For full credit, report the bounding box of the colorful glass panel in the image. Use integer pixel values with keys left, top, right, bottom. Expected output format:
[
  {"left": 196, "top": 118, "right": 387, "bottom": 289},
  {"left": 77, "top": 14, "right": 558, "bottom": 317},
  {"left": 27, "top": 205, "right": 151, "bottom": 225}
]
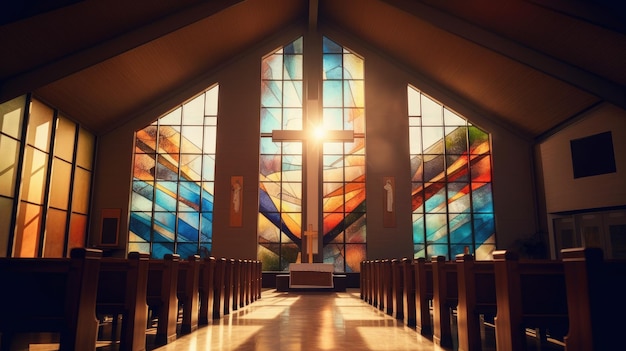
[
  {"left": 258, "top": 38, "right": 304, "bottom": 271},
  {"left": 408, "top": 86, "right": 495, "bottom": 259},
  {"left": 322, "top": 37, "right": 366, "bottom": 273},
  {"left": 129, "top": 85, "right": 219, "bottom": 258}
]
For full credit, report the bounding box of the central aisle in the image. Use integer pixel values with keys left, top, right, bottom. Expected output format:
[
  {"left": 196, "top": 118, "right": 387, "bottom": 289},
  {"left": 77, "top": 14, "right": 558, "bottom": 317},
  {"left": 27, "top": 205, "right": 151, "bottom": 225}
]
[{"left": 152, "top": 289, "right": 447, "bottom": 351}]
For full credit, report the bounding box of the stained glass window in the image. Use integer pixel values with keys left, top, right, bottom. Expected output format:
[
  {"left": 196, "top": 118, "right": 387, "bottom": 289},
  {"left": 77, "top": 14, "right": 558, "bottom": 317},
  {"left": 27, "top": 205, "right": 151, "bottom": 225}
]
[
  {"left": 0, "top": 96, "right": 94, "bottom": 258},
  {"left": 258, "top": 37, "right": 366, "bottom": 273},
  {"left": 258, "top": 38, "right": 304, "bottom": 271},
  {"left": 408, "top": 86, "right": 495, "bottom": 260},
  {"left": 322, "top": 37, "right": 366, "bottom": 272},
  {"left": 129, "top": 85, "right": 219, "bottom": 259}
]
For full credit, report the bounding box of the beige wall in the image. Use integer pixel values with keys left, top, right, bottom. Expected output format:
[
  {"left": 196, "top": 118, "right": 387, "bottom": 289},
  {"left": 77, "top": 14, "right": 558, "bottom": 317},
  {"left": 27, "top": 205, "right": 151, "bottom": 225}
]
[
  {"left": 539, "top": 103, "right": 626, "bottom": 213},
  {"left": 90, "top": 25, "right": 539, "bottom": 260}
]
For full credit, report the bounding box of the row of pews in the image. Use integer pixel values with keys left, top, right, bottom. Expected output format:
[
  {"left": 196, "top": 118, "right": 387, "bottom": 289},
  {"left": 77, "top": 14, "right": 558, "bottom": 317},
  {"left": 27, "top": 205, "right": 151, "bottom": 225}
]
[
  {"left": 0, "top": 249, "right": 262, "bottom": 351},
  {"left": 360, "top": 247, "right": 626, "bottom": 351}
]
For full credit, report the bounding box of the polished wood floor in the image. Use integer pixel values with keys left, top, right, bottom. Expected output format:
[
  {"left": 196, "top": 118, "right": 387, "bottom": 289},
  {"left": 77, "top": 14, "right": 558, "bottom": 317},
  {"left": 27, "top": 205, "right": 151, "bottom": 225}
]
[
  {"left": 150, "top": 289, "right": 455, "bottom": 351},
  {"left": 11, "top": 288, "right": 564, "bottom": 351}
]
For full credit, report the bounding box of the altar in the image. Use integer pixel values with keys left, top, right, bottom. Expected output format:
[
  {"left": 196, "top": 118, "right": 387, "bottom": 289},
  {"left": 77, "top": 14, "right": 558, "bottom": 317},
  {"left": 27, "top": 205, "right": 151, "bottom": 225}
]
[{"left": 289, "top": 263, "right": 334, "bottom": 289}]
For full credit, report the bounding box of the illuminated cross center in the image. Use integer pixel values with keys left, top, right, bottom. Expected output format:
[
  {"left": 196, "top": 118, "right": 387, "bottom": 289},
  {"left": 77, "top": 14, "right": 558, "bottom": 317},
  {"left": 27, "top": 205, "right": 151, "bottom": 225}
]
[{"left": 272, "top": 127, "right": 353, "bottom": 262}]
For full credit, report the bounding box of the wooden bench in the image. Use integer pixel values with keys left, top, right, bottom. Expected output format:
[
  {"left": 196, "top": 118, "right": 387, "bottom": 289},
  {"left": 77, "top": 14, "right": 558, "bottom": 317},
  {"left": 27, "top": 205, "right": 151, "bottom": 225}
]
[
  {"left": 212, "top": 258, "right": 227, "bottom": 319},
  {"left": 493, "top": 250, "right": 568, "bottom": 351},
  {"left": 391, "top": 259, "right": 404, "bottom": 320},
  {"left": 198, "top": 257, "right": 216, "bottom": 325},
  {"left": 402, "top": 258, "right": 416, "bottom": 327},
  {"left": 96, "top": 252, "right": 149, "bottom": 351},
  {"left": 147, "top": 254, "right": 180, "bottom": 345},
  {"left": 431, "top": 256, "right": 458, "bottom": 348},
  {"left": 413, "top": 257, "right": 433, "bottom": 335},
  {"left": 562, "top": 247, "right": 626, "bottom": 351},
  {"left": 455, "top": 253, "right": 496, "bottom": 351},
  {"left": 176, "top": 255, "right": 201, "bottom": 334},
  {"left": 0, "top": 248, "right": 102, "bottom": 351}
]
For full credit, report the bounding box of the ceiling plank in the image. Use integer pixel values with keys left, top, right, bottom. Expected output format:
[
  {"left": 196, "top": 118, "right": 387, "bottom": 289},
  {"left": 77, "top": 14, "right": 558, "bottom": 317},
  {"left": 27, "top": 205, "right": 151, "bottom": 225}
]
[
  {"left": 381, "top": 0, "right": 626, "bottom": 111},
  {"left": 0, "top": 0, "right": 244, "bottom": 103}
]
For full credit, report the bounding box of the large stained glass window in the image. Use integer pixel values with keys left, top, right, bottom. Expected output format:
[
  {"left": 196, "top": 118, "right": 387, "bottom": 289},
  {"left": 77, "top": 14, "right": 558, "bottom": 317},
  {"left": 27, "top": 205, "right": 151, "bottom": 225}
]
[
  {"left": 258, "top": 38, "right": 304, "bottom": 271},
  {"left": 322, "top": 37, "right": 366, "bottom": 272},
  {"left": 408, "top": 86, "right": 495, "bottom": 260},
  {"left": 0, "top": 95, "right": 94, "bottom": 258},
  {"left": 130, "top": 85, "right": 219, "bottom": 259},
  {"left": 257, "top": 36, "right": 366, "bottom": 273}
]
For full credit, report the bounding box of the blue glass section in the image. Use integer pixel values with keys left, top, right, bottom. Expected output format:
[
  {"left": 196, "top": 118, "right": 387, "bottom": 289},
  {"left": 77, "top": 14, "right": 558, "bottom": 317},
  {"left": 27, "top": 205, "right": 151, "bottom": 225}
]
[
  {"left": 284, "top": 55, "right": 302, "bottom": 80},
  {"left": 324, "top": 54, "right": 342, "bottom": 79},
  {"left": 474, "top": 213, "right": 495, "bottom": 244},
  {"left": 260, "top": 108, "right": 281, "bottom": 133},
  {"left": 323, "top": 81, "right": 343, "bottom": 107},
  {"left": 154, "top": 187, "right": 176, "bottom": 212},
  {"left": 261, "top": 80, "right": 282, "bottom": 107},
  {"left": 425, "top": 186, "right": 446, "bottom": 213},
  {"left": 177, "top": 243, "right": 199, "bottom": 259},
  {"left": 200, "top": 212, "right": 213, "bottom": 241},
  {"left": 449, "top": 213, "right": 473, "bottom": 244},
  {"left": 129, "top": 212, "right": 151, "bottom": 242},
  {"left": 284, "top": 37, "right": 303, "bottom": 54},
  {"left": 178, "top": 212, "right": 199, "bottom": 242},
  {"left": 472, "top": 183, "right": 494, "bottom": 212},
  {"left": 178, "top": 181, "right": 201, "bottom": 211},
  {"left": 323, "top": 37, "right": 342, "bottom": 53},
  {"left": 151, "top": 243, "right": 174, "bottom": 259},
  {"left": 412, "top": 214, "right": 425, "bottom": 244},
  {"left": 201, "top": 189, "right": 214, "bottom": 212}
]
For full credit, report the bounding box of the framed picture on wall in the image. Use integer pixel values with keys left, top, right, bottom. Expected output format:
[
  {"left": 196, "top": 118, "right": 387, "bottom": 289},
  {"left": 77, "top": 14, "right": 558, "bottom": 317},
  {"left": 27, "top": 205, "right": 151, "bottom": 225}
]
[{"left": 100, "top": 208, "right": 121, "bottom": 246}]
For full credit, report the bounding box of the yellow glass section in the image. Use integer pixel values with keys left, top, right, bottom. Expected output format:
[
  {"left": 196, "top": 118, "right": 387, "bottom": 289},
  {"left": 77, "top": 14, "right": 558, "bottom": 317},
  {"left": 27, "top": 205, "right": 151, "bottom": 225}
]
[
  {"left": 26, "top": 99, "right": 53, "bottom": 152},
  {"left": 76, "top": 127, "right": 95, "bottom": 170},
  {"left": 0, "top": 197, "right": 12, "bottom": 257},
  {"left": 49, "top": 158, "right": 72, "bottom": 210},
  {"left": 21, "top": 146, "right": 48, "bottom": 205},
  {"left": 14, "top": 202, "right": 42, "bottom": 257},
  {"left": 0, "top": 135, "right": 19, "bottom": 197},
  {"left": 43, "top": 208, "right": 67, "bottom": 257},
  {"left": 71, "top": 167, "right": 91, "bottom": 214},
  {"left": 54, "top": 116, "right": 76, "bottom": 162},
  {"left": 0, "top": 95, "right": 25, "bottom": 139}
]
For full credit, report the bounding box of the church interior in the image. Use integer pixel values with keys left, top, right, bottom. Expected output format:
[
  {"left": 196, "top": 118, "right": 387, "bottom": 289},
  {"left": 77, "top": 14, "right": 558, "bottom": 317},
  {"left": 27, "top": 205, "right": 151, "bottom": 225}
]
[{"left": 1, "top": 0, "right": 625, "bottom": 350}]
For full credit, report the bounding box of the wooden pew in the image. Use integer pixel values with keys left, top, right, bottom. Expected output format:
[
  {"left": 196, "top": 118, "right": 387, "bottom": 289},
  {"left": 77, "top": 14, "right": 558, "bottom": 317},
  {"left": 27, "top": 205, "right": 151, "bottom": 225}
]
[
  {"left": 455, "top": 253, "right": 496, "bottom": 351},
  {"left": 382, "top": 259, "right": 393, "bottom": 315},
  {"left": 0, "top": 248, "right": 102, "bottom": 351},
  {"left": 561, "top": 247, "right": 626, "bottom": 351},
  {"left": 176, "top": 255, "right": 201, "bottom": 334},
  {"left": 147, "top": 254, "right": 180, "bottom": 345},
  {"left": 431, "top": 256, "right": 458, "bottom": 348},
  {"left": 402, "top": 258, "right": 416, "bottom": 327},
  {"left": 372, "top": 260, "right": 381, "bottom": 308},
  {"left": 212, "top": 258, "right": 227, "bottom": 319},
  {"left": 231, "top": 259, "right": 240, "bottom": 311},
  {"left": 241, "top": 259, "right": 249, "bottom": 307},
  {"left": 256, "top": 260, "right": 262, "bottom": 300},
  {"left": 391, "top": 259, "right": 404, "bottom": 320},
  {"left": 198, "top": 257, "right": 216, "bottom": 325},
  {"left": 96, "top": 252, "right": 149, "bottom": 351},
  {"left": 493, "top": 250, "right": 568, "bottom": 351},
  {"left": 413, "top": 257, "right": 433, "bottom": 335},
  {"left": 223, "top": 258, "right": 233, "bottom": 315}
]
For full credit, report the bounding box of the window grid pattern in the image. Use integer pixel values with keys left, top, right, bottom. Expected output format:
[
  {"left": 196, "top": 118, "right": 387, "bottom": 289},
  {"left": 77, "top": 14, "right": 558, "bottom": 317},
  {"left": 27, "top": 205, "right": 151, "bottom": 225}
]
[
  {"left": 129, "top": 86, "right": 219, "bottom": 259},
  {"left": 322, "top": 37, "right": 366, "bottom": 272},
  {"left": 0, "top": 95, "right": 94, "bottom": 258},
  {"left": 408, "top": 86, "right": 495, "bottom": 260},
  {"left": 258, "top": 38, "right": 304, "bottom": 271}
]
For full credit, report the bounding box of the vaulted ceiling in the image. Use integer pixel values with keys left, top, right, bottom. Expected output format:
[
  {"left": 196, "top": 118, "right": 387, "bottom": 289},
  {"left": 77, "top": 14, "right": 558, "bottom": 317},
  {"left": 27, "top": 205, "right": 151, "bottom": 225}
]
[{"left": 1, "top": 0, "right": 624, "bottom": 139}]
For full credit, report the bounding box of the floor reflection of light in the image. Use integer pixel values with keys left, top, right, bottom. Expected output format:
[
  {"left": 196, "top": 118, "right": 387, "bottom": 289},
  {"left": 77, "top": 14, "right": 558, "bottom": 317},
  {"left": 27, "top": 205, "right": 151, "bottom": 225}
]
[
  {"left": 319, "top": 306, "right": 336, "bottom": 350},
  {"left": 153, "top": 326, "right": 263, "bottom": 351},
  {"left": 336, "top": 306, "right": 387, "bottom": 320},
  {"left": 239, "top": 306, "right": 289, "bottom": 320},
  {"left": 357, "top": 326, "right": 436, "bottom": 351}
]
